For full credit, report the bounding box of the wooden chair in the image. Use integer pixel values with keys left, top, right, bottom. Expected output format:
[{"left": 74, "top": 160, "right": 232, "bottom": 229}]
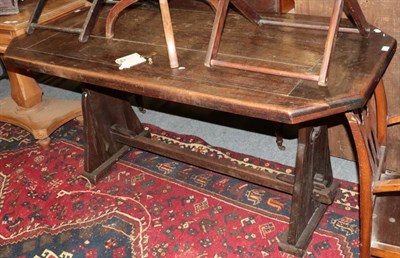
[
  {"left": 26, "top": 0, "right": 103, "bottom": 43},
  {"left": 205, "top": 0, "right": 370, "bottom": 86},
  {"left": 26, "top": 0, "right": 180, "bottom": 68},
  {"left": 346, "top": 80, "right": 400, "bottom": 258},
  {"left": 105, "top": 0, "right": 180, "bottom": 68},
  {"left": 103, "top": 0, "right": 266, "bottom": 69}
]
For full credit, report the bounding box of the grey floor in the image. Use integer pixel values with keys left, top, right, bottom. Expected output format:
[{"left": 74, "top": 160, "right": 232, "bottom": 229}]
[{"left": 0, "top": 71, "right": 359, "bottom": 183}]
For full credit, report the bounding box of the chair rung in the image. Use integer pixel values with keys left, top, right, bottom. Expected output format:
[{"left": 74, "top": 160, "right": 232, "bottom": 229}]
[
  {"left": 31, "top": 24, "right": 83, "bottom": 34},
  {"left": 371, "top": 241, "right": 400, "bottom": 257},
  {"left": 259, "top": 19, "right": 360, "bottom": 33},
  {"left": 373, "top": 179, "right": 400, "bottom": 193},
  {"left": 388, "top": 116, "right": 400, "bottom": 126}
]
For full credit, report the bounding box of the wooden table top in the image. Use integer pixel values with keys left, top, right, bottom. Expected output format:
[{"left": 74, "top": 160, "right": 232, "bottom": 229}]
[{"left": 4, "top": 5, "right": 397, "bottom": 124}]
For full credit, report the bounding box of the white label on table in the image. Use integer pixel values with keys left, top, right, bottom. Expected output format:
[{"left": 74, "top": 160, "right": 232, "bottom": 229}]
[{"left": 115, "top": 53, "right": 147, "bottom": 70}]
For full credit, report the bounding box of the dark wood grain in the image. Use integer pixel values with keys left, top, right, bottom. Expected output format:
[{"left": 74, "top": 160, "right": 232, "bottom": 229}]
[
  {"left": 82, "top": 87, "right": 148, "bottom": 183},
  {"left": 4, "top": 4, "right": 397, "bottom": 257},
  {"left": 296, "top": 0, "right": 400, "bottom": 180},
  {"left": 4, "top": 6, "right": 396, "bottom": 124},
  {"left": 346, "top": 81, "right": 400, "bottom": 257},
  {"left": 81, "top": 86, "right": 337, "bottom": 257},
  {"left": 279, "top": 125, "right": 338, "bottom": 256}
]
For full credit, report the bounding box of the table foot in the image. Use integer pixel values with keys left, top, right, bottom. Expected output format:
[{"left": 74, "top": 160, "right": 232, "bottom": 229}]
[
  {"left": 37, "top": 137, "right": 51, "bottom": 149},
  {"left": 82, "top": 145, "right": 131, "bottom": 183},
  {"left": 278, "top": 125, "right": 338, "bottom": 256},
  {"left": 82, "top": 87, "right": 147, "bottom": 183},
  {"left": 279, "top": 203, "right": 329, "bottom": 257},
  {"left": 0, "top": 96, "right": 82, "bottom": 146}
]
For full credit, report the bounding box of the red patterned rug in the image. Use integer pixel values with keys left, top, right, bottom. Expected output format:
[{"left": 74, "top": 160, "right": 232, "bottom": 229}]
[{"left": 0, "top": 121, "right": 360, "bottom": 257}]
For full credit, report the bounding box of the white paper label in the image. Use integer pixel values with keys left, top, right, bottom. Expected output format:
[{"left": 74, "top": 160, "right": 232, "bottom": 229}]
[{"left": 115, "top": 53, "right": 147, "bottom": 70}]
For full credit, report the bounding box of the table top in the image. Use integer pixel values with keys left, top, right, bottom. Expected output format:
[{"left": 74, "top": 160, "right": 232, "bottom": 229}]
[
  {"left": 0, "top": 0, "right": 87, "bottom": 53},
  {"left": 4, "top": 5, "right": 397, "bottom": 124}
]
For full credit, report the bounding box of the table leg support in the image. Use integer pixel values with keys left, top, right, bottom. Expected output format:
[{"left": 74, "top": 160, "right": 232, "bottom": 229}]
[
  {"left": 81, "top": 88, "right": 337, "bottom": 256},
  {"left": 0, "top": 67, "right": 82, "bottom": 149},
  {"left": 279, "top": 125, "right": 338, "bottom": 256},
  {"left": 81, "top": 87, "right": 148, "bottom": 183}
]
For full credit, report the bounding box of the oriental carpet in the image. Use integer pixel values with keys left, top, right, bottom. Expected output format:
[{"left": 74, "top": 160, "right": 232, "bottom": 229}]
[{"left": 0, "top": 120, "right": 360, "bottom": 257}]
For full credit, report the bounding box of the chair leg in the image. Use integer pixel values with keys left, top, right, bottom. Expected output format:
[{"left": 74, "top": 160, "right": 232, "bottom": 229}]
[
  {"left": 26, "top": 0, "right": 102, "bottom": 42},
  {"left": 346, "top": 111, "right": 373, "bottom": 258},
  {"left": 79, "top": 0, "right": 104, "bottom": 42},
  {"left": 231, "top": 0, "right": 261, "bottom": 24},
  {"left": 159, "top": 0, "right": 179, "bottom": 68},
  {"left": 105, "top": 0, "right": 179, "bottom": 68},
  {"left": 204, "top": 0, "right": 230, "bottom": 66},
  {"left": 358, "top": 162, "right": 373, "bottom": 258},
  {"left": 26, "top": 0, "right": 47, "bottom": 35},
  {"left": 318, "top": 0, "right": 344, "bottom": 86},
  {"left": 344, "top": 0, "right": 370, "bottom": 37}
]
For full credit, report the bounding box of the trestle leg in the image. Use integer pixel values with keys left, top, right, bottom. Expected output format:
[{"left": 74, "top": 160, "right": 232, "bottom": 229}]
[
  {"left": 279, "top": 125, "right": 338, "bottom": 256},
  {"left": 81, "top": 87, "right": 148, "bottom": 183},
  {"left": 81, "top": 88, "right": 337, "bottom": 256}
]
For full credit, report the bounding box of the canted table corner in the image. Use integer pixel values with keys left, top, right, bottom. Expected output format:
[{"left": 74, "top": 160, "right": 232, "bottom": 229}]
[{"left": 0, "top": 0, "right": 87, "bottom": 148}]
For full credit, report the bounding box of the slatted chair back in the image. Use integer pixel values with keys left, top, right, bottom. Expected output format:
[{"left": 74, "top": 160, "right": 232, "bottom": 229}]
[{"left": 346, "top": 81, "right": 400, "bottom": 258}]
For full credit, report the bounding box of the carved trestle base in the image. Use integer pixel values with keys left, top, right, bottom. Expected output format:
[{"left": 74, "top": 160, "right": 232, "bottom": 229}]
[{"left": 81, "top": 87, "right": 338, "bottom": 257}]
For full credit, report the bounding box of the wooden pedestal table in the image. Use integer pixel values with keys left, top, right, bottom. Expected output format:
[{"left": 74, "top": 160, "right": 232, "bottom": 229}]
[
  {"left": 0, "top": 68, "right": 82, "bottom": 148},
  {"left": 4, "top": 6, "right": 396, "bottom": 256},
  {"left": 0, "top": 0, "right": 86, "bottom": 148}
]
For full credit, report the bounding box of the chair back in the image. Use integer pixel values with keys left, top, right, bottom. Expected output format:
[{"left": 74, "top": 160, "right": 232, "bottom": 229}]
[{"left": 346, "top": 81, "right": 400, "bottom": 257}]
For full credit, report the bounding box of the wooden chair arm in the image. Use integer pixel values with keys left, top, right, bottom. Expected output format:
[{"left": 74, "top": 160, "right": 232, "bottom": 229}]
[{"left": 373, "top": 179, "right": 400, "bottom": 193}]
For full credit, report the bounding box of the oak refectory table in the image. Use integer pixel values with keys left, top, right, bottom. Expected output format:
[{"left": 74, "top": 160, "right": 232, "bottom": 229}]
[{"left": 4, "top": 4, "right": 396, "bottom": 257}]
